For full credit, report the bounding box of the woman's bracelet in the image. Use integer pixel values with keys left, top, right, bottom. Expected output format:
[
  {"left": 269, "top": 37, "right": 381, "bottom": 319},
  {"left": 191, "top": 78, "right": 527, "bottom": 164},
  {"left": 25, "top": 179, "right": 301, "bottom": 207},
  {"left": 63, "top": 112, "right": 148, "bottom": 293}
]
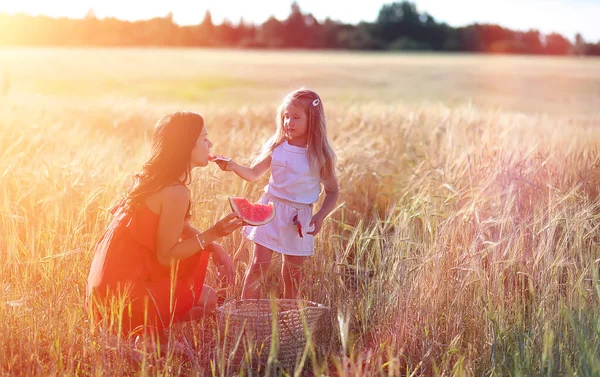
[{"left": 195, "top": 233, "right": 207, "bottom": 250}]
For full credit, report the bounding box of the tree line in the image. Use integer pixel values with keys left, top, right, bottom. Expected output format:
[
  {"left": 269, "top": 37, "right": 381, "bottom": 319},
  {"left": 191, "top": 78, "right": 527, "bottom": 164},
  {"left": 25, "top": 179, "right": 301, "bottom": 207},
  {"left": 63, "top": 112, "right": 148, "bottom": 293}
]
[{"left": 1, "top": 1, "right": 598, "bottom": 56}]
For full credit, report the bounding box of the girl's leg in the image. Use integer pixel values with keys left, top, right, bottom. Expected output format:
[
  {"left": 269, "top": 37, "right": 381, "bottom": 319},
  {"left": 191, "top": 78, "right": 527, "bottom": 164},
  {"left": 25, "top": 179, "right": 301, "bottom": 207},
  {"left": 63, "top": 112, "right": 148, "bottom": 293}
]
[
  {"left": 282, "top": 255, "right": 306, "bottom": 299},
  {"left": 241, "top": 243, "right": 273, "bottom": 299}
]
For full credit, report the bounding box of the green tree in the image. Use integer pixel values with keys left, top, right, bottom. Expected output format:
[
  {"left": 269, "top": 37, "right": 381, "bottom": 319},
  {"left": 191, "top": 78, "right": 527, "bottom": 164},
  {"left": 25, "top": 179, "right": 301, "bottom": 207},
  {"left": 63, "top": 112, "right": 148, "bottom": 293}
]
[
  {"left": 375, "top": 1, "right": 423, "bottom": 43},
  {"left": 258, "top": 16, "right": 286, "bottom": 48},
  {"left": 544, "top": 33, "right": 572, "bottom": 55},
  {"left": 573, "top": 33, "right": 586, "bottom": 55}
]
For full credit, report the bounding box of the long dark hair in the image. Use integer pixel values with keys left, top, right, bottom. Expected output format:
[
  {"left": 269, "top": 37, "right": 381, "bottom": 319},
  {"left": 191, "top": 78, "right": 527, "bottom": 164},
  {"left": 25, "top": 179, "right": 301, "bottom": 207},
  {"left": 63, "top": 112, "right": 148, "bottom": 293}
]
[{"left": 121, "top": 111, "right": 204, "bottom": 214}]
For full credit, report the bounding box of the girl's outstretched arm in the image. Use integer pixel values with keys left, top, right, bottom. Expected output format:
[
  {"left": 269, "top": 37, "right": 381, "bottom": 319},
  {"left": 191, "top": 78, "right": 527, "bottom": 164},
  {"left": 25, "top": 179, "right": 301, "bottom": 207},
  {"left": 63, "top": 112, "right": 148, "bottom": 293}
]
[
  {"left": 307, "top": 171, "right": 339, "bottom": 236},
  {"left": 228, "top": 155, "right": 271, "bottom": 182}
]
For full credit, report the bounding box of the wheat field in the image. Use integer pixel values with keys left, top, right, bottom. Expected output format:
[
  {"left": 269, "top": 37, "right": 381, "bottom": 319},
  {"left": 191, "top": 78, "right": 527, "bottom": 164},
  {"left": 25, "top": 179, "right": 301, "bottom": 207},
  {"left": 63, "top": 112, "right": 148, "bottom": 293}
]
[{"left": 2, "top": 48, "right": 600, "bottom": 376}]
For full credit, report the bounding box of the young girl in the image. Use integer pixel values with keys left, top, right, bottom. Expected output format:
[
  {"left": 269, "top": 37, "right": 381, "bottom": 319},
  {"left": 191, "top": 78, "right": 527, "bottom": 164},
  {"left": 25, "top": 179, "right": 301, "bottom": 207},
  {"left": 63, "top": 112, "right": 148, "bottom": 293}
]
[{"left": 214, "top": 88, "right": 339, "bottom": 299}]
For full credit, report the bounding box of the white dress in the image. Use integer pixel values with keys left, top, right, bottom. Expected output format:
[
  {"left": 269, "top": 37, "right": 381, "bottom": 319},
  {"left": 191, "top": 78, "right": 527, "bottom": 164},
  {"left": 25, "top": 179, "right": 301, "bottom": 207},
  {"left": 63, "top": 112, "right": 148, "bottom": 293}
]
[{"left": 242, "top": 141, "right": 321, "bottom": 256}]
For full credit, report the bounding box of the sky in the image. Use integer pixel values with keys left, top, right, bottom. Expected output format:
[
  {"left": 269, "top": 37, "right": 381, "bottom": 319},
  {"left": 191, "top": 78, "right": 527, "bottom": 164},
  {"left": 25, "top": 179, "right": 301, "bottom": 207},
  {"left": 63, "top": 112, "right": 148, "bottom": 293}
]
[{"left": 1, "top": 0, "right": 599, "bottom": 42}]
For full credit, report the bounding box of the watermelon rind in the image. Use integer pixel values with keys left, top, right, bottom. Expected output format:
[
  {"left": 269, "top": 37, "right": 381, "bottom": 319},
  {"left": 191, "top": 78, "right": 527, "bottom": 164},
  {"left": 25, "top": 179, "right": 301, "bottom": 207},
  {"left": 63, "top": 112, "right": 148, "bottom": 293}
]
[{"left": 229, "top": 197, "right": 275, "bottom": 226}]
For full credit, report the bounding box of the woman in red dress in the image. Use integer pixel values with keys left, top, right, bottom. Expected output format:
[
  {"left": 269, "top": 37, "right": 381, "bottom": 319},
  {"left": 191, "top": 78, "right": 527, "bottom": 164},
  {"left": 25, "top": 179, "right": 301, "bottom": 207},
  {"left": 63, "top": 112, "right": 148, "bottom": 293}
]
[{"left": 86, "top": 111, "right": 244, "bottom": 339}]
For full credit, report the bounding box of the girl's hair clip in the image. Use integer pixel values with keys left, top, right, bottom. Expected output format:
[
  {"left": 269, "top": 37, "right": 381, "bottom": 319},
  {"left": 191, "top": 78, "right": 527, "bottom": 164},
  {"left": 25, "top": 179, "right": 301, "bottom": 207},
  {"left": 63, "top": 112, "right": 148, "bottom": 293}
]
[{"left": 312, "top": 98, "right": 320, "bottom": 107}]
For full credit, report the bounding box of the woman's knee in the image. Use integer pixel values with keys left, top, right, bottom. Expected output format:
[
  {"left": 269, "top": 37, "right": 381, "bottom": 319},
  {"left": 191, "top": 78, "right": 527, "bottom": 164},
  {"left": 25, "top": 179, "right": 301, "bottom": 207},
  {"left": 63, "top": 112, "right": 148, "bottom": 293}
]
[
  {"left": 205, "top": 241, "right": 224, "bottom": 254},
  {"left": 196, "top": 285, "right": 217, "bottom": 309}
]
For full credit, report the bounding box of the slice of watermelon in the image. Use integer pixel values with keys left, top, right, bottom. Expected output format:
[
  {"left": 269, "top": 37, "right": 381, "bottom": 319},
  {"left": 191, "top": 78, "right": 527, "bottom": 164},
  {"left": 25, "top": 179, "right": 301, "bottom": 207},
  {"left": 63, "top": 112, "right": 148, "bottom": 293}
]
[{"left": 229, "top": 197, "right": 275, "bottom": 226}]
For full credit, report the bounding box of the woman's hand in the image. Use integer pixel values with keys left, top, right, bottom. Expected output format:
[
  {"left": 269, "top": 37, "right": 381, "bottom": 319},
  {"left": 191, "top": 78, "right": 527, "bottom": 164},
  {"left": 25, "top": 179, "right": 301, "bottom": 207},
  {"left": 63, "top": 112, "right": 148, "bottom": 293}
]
[{"left": 210, "top": 212, "right": 245, "bottom": 238}]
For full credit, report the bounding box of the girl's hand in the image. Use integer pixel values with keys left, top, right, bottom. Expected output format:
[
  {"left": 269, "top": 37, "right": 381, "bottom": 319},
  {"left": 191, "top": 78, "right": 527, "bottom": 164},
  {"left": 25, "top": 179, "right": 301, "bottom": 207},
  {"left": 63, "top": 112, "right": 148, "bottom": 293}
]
[
  {"left": 209, "top": 154, "right": 233, "bottom": 171},
  {"left": 211, "top": 213, "right": 245, "bottom": 238},
  {"left": 307, "top": 212, "right": 325, "bottom": 236},
  {"left": 216, "top": 159, "right": 234, "bottom": 171}
]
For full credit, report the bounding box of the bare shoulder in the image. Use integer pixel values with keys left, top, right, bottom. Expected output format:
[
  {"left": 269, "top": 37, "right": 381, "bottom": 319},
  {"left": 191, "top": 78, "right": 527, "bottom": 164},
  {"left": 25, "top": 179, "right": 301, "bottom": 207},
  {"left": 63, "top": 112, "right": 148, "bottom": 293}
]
[
  {"left": 257, "top": 151, "right": 273, "bottom": 163},
  {"left": 251, "top": 153, "right": 272, "bottom": 169},
  {"left": 145, "top": 184, "right": 189, "bottom": 213},
  {"left": 159, "top": 184, "right": 190, "bottom": 206}
]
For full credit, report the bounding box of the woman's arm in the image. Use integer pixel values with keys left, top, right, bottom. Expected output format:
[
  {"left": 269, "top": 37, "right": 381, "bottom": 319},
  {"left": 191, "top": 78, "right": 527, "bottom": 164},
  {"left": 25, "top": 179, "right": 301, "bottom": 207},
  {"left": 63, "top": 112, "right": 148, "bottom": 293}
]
[
  {"left": 224, "top": 155, "right": 271, "bottom": 182},
  {"left": 182, "top": 222, "right": 235, "bottom": 283},
  {"left": 155, "top": 186, "right": 243, "bottom": 266},
  {"left": 307, "top": 171, "right": 339, "bottom": 236}
]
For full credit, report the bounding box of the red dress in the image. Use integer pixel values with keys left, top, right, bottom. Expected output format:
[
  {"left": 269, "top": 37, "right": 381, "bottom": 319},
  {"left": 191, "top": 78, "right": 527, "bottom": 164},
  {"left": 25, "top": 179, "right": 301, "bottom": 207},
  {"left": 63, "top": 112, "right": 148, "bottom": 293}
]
[{"left": 86, "top": 203, "right": 210, "bottom": 336}]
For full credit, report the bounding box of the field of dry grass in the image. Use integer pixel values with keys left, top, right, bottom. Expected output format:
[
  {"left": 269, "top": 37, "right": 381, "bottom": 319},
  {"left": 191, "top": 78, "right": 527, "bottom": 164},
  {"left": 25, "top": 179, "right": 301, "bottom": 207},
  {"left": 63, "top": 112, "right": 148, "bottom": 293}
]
[{"left": 1, "top": 48, "right": 600, "bottom": 376}]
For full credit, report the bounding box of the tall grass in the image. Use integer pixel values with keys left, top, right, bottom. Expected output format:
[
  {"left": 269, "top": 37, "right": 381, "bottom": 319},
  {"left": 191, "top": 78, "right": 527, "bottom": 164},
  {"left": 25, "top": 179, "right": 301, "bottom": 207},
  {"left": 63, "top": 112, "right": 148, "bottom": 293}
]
[{"left": 2, "top": 51, "right": 600, "bottom": 376}]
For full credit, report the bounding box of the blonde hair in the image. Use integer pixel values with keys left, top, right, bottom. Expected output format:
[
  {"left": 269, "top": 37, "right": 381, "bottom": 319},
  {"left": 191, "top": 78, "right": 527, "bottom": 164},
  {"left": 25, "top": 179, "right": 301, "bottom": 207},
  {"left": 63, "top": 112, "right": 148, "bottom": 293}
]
[{"left": 253, "top": 88, "right": 336, "bottom": 180}]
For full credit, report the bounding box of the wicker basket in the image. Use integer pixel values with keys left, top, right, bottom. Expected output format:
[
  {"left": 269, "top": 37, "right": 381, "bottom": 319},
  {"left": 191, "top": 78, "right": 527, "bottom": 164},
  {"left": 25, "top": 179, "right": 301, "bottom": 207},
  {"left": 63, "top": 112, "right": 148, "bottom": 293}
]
[{"left": 216, "top": 299, "right": 329, "bottom": 371}]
